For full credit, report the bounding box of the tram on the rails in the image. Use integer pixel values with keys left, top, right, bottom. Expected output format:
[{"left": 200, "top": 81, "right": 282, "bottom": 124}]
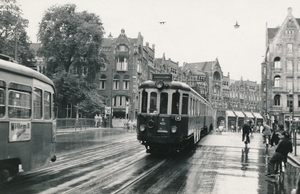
[
  {"left": 0, "top": 56, "right": 57, "bottom": 182},
  {"left": 136, "top": 74, "right": 215, "bottom": 153}
]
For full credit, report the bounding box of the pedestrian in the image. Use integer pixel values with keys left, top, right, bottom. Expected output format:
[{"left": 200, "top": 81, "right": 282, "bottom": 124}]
[
  {"left": 231, "top": 125, "right": 234, "bottom": 132},
  {"left": 99, "top": 115, "right": 103, "bottom": 127},
  {"left": 94, "top": 114, "right": 99, "bottom": 127},
  {"left": 270, "top": 124, "right": 285, "bottom": 146},
  {"left": 262, "top": 122, "right": 271, "bottom": 143},
  {"left": 260, "top": 124, "right": 264, "bottom": 133}
]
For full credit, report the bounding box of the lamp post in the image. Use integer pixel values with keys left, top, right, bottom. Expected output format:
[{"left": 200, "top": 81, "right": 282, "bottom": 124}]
[{"left": 292, "top": 62, "right": 297, "bottom": 156}]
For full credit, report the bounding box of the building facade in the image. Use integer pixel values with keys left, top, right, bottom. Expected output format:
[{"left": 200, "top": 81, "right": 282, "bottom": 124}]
[
  {"left": 97, "top": 29, "right": 155, "bottom": 119},
  {"left": 262, "top": 7, "right": 300, "bottom": 126}
]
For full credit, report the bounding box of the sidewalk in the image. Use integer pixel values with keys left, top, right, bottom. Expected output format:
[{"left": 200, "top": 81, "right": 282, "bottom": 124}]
[
  {"left": 287, "top": 136, "right": 300, "bottom": 166},
  {"left": 213, "top": 130, "right": 300, "bottom": 166}
]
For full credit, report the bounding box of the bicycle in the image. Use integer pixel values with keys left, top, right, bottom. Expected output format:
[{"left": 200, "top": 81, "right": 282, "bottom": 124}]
[{"left": 267, "top": 158, "right": 286, "bottom": 185}]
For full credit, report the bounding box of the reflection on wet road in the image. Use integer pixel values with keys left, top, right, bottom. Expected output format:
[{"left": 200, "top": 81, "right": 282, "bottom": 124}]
[{"left": 0, "top": 129, "right": 299, "bottom": 194}]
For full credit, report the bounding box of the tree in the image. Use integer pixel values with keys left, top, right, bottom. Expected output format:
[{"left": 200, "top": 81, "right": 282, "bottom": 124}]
[
  {"left": 38, "top": 4, "right": 107, "bottom": 117},
  {"left": 38, "top": 4, "right": 106, "bottom": 81},
  {"left": 0, "top": 0, "right": 35, "bottom": 65}
]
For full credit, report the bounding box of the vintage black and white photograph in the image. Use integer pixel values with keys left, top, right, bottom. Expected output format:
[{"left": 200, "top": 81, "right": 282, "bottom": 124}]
[{"left": 1, "top": 0, "right": 300, "bottom": 193}]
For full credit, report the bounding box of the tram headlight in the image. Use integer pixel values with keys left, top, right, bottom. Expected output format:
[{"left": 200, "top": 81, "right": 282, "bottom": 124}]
[
  {"left": 155, "top": 80, "right": 164, "bottom": 89},
  {"left": 140, "top": 124, "right": 146, "bottom": 132},
  {"left": 171, "top": 126, "right": 177, "bottom": 133}
]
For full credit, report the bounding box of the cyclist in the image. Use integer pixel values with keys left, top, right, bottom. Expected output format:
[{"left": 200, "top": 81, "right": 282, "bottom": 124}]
[
  {"left": 262, "top": 122, "right": 272, "bottom": 144},
  {"left": 242, "top": 120, "right": 251, "bottom": 144},
  {"left": 266, "top": 131, "right": 293, "bottom": 178}
]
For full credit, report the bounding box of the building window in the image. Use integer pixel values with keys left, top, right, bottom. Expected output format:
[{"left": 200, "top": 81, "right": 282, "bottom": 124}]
[
  {"left": 274, "top": 57, "right": 281, "bottom": 69},
  {"left": 274, "top": 95, "right": 280, "bottom": 106},
  {"left": 274, "top": 76, "right": 280, "bottom": 87},
  {"left": 287, "top": 43, "right": 293, "bottom": 52},
  {"left": 113, "top": 75, "right": 120, "bottom": 90},
  {"left": 116, "top": 57, "right": 128, "bottom": 71},
  {"left": 99, "top": 75, "right": 106, "bottom": 90},
  {"left": 287, "top": 60, "right": 293, "bottom": 71},
  {"left": 287, "top": 79, "right": 292, "bottom": 90},
  {"left": 298, "top": 79, "right": 300, "bottom": 91},
  {"left": 123, "top": 75, "right": 130, "bottom": 90},
  {"left": 66, "top": 103, "right": 72, "bottom": 118}
]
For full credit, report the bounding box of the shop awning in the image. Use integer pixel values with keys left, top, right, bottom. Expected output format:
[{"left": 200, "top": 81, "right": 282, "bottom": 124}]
[
  {"left": 252, "top": 112, "right": 263, "bottom": 119},
  {"left": 234, "top": 111, "right": 244, "bottom": 118},
  {"left": 244, "top": 111, "right": 254, "bottom": 119},
  {"left": 226, "top": 110, "right": 236, "bottom": 117}
]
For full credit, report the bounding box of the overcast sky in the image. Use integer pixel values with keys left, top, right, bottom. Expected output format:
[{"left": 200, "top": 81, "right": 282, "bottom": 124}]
[{"left": 19, "top": 0, "right": 300, "bottom": 82}]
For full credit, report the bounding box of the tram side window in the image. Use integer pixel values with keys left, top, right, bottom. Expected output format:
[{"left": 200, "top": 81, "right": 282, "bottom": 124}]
[
  {"left": 33, "top": 88, "right": 42, "bottom": 119},
  {"left": 182, "top": 94, "right": 189, "bottom": 115},
  {"left": 53, "top": 93, "right": 57, "bottom": 119},
  {"left": 171, "top": 91, "right": 179, "bottom": 114},
  {"left": 150, "top": 92, "right": 157, "bottom": 113},
  {"left": 8, "top": 90, "right": 31, "bottom": 119},
  {"left": 0, "top": 89, "right": 5, "bottom": 118},
  {"left": 160, "top": 92, "right": 168, "bottom": 114},
  {"left": 44, "top": 91, "right": 51, "bottom": 119},
  {"left": 141, "top": 90, "right": 148, "bottom": 113}
]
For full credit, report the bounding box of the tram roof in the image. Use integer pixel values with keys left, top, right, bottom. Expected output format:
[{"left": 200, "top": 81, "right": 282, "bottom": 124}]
[
  {"left": 139, "top": 80, "right": 192, "bottom": 91},
  {"left": 0, "top": 59, "right": 55, "bottom": 87}
]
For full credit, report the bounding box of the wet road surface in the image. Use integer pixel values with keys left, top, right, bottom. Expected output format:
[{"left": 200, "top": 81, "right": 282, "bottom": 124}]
[{"left": 0, "top": 128, "right": 299, "bottom": 194}]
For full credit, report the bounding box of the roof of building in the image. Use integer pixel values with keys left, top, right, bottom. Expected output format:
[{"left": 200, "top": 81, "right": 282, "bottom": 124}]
[
  {"left": 183, "top": 61, "right": 216, "bottom": 72},
  {"left": 267, "top": 28, "right": 279, "bottom": 40}
]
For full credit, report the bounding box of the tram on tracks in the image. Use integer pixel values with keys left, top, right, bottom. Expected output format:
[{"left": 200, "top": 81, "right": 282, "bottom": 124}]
[
  {"left": 136, "top": 74, "right": 215, "bottom": 153},
  {"left": 0, "top": 57, "right": 57, "bottom": 182}
]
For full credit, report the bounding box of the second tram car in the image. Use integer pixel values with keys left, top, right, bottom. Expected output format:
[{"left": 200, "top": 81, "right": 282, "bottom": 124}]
[
  {"left": 0, "top": 58, "right": 57, "bottom": 182},
  {"left": 137, "top": 74, "right": 215, "bottom": 153}
]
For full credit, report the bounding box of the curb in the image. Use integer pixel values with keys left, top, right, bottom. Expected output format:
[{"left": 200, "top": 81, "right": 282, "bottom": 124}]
[{"left": 288, "top": 155, "right": 300, "bottom": 166}]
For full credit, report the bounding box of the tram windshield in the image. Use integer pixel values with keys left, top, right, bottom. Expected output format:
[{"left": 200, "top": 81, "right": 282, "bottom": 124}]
[{"left": 140, "top": 90, "right": 188, "bottom": 115}]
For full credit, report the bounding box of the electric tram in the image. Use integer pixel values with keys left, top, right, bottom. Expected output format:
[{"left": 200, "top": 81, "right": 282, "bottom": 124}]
[
  {"left": 136, "top": 74, "right": 215, "bottom": 153},
  {"left": 0, "top": 57, "right": 57, "bottom": 182}
]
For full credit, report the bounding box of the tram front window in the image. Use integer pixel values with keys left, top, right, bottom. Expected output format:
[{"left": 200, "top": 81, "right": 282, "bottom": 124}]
[
  {"left": 149, "top": 92, "right": 157, "bottom": 113},
  {"left": 172, "top": 91, "right": 179, "bottom": 114},
  {"left": 141, "top": 90, "right": 148, "bottom": 113},
  {"left": 160, "top": 93, "right": 168, "bottom": 114}
]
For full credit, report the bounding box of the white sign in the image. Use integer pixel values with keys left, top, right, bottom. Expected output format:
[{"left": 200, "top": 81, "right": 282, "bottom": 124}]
[
  {"left": 105, "top": 107, "right": 111, "bottom": 114},
  {"left": 9, "top": 121, "right": 31, "bottom": 142}
]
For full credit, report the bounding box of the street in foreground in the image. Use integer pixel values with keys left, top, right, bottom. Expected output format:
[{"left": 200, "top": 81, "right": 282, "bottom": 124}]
[{"left": 0, "top": 128, "right": 299, "bottom": 194}]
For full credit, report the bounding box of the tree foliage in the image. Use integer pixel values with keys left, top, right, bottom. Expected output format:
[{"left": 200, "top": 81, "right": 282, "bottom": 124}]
[
  {"left": 38, "top": 3, "right": 106, "bottom": 82},
  {"left": 0, "top": 0, "right": 35, "bottom": 65},
  {"left": 38, "top": 4, "right": 107, "bottom": 117}
]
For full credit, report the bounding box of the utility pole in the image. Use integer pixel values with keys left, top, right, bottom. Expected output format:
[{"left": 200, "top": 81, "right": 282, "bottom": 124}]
[{"left": 293, "top": 62, "right": 297, "bottom": 156}]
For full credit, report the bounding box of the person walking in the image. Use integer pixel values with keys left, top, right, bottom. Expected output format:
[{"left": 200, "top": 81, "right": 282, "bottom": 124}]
[
  {"left": 262, "top": 122, "right": 272, "bottom": 144},
  {"left": 94, "top": 114, "right": 99, "bottom": 127}
]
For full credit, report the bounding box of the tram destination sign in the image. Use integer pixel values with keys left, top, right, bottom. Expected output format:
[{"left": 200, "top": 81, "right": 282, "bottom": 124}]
[{"left": 152, "top": 74, "right": 172, "bottom": 81}]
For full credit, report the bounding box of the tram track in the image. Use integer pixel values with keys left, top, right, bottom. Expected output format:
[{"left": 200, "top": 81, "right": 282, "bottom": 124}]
[{"left": 0, "top": 137, "right": 144, "bottom": 193}]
